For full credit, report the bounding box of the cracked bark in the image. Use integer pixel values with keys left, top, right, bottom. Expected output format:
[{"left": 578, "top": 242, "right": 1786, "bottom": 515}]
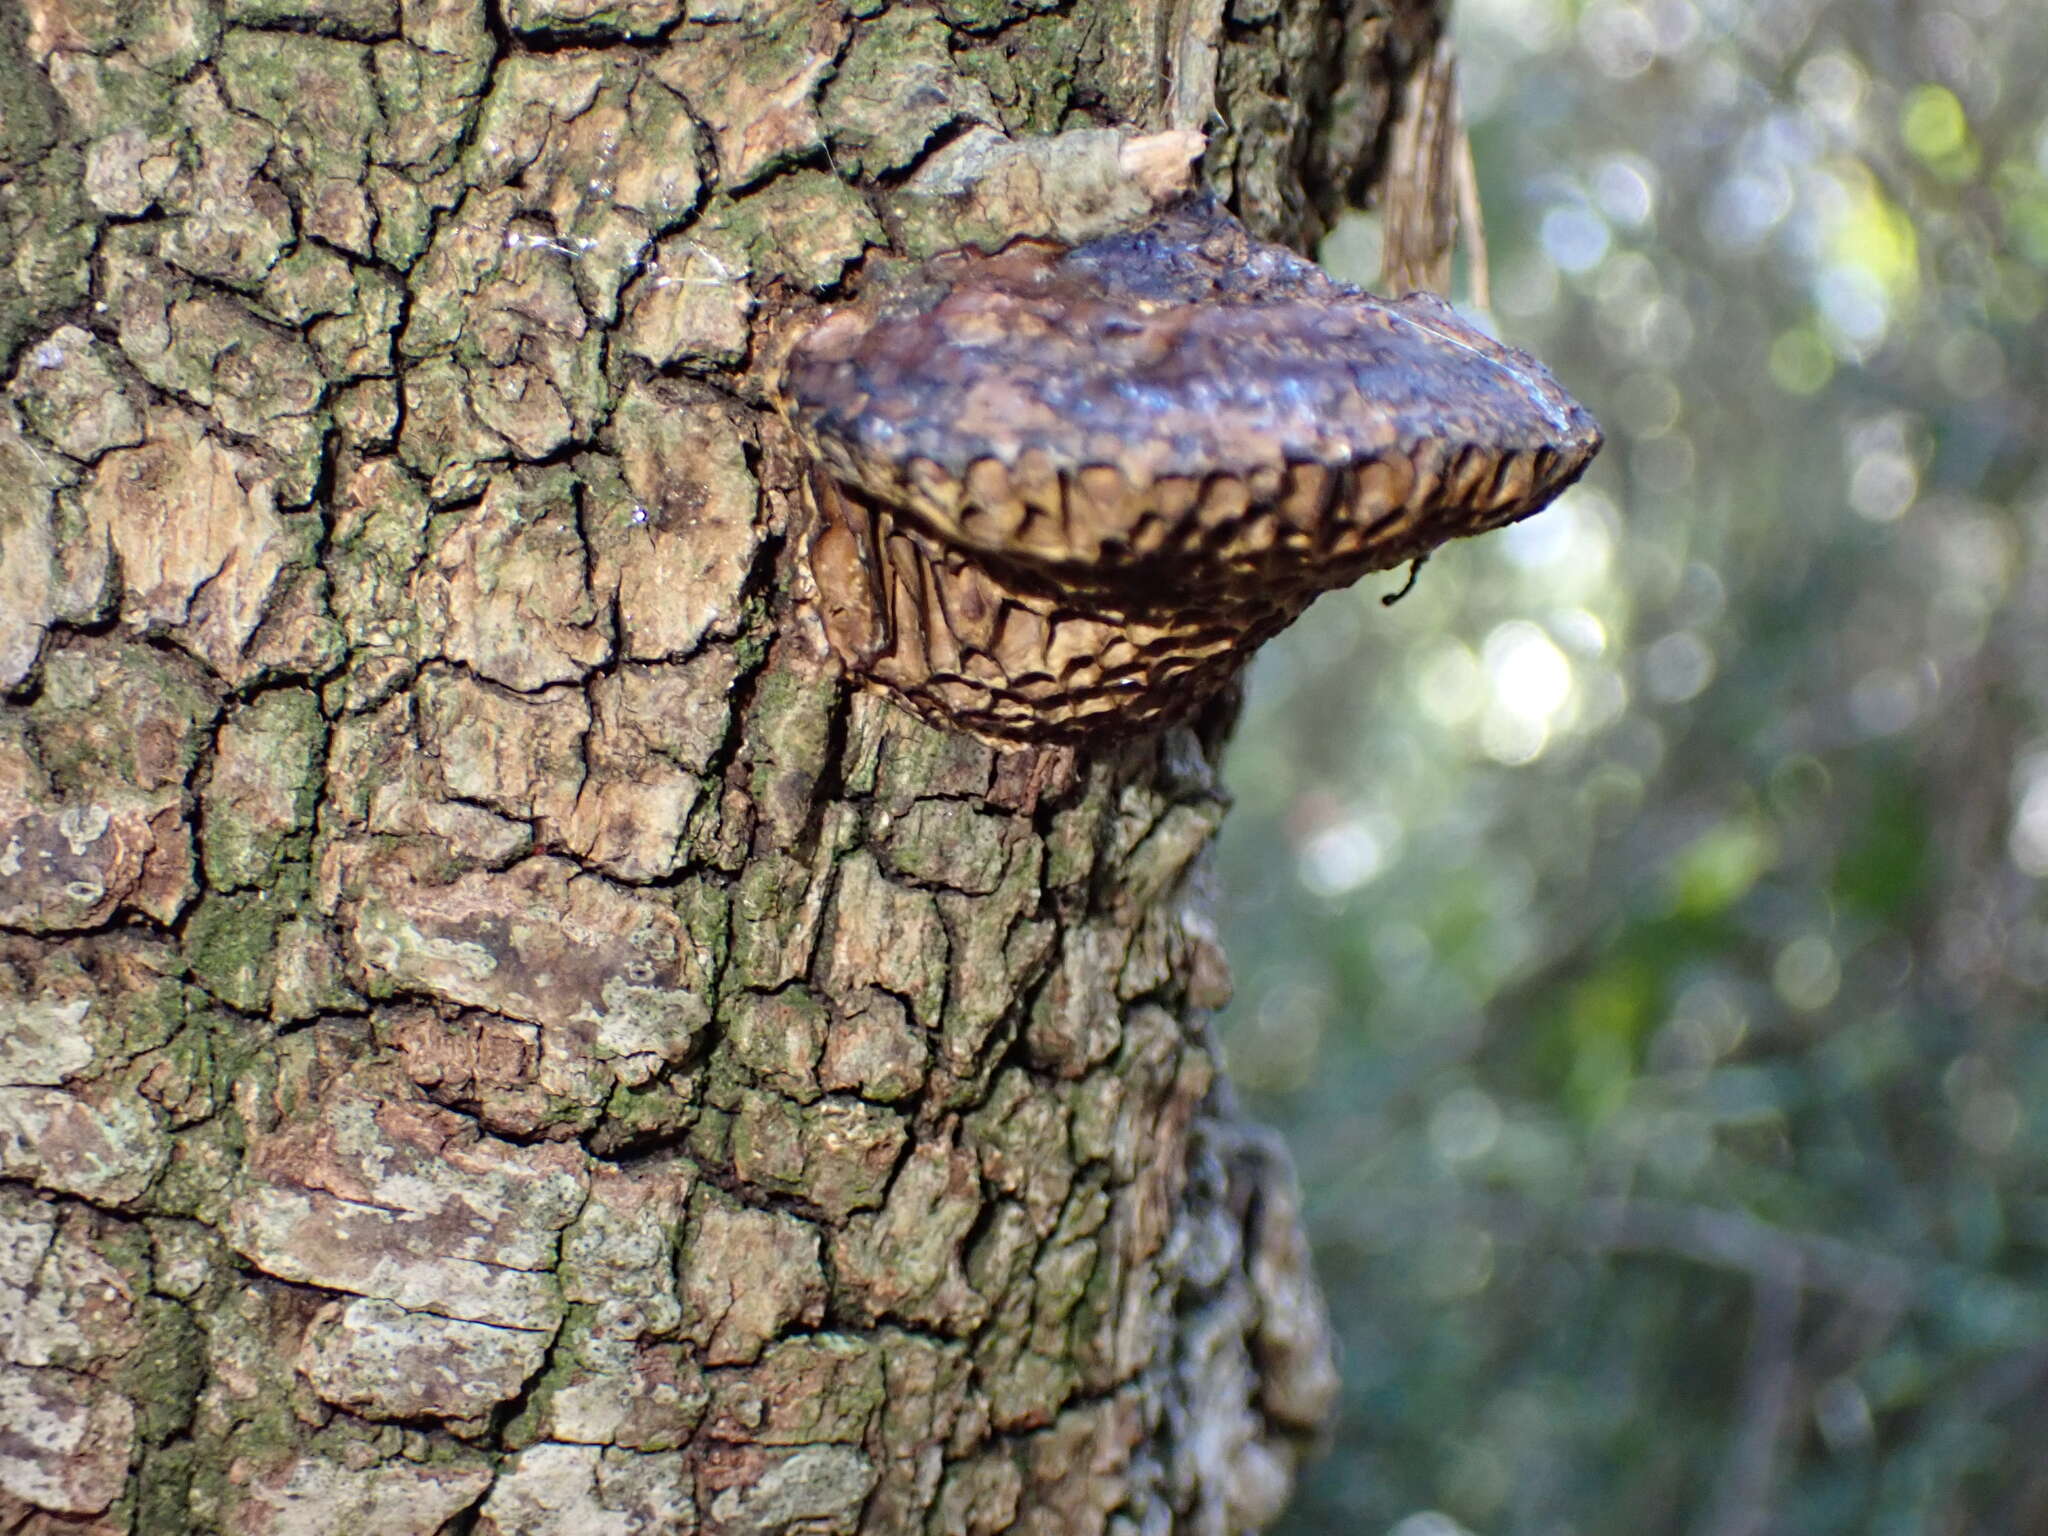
[{"left": 0, "top": 1, "right": 1441, "bottom": 1531}]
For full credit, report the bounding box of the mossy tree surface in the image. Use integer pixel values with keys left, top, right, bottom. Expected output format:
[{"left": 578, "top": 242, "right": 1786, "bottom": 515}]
[{"left": 0, "top": 2, "right": 1435, "bottom": 1531}]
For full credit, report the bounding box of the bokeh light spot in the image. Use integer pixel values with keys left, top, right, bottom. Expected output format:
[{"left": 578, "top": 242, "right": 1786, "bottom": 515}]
[
  {"left": 1540, "top": 205, "right": 1612, "bottom": 274},
  {"left": 1641, "top": 630, "right": 1715, "bottom": 704},
  {"left": 1774, "top": 935, "right": 1842, "bottom": 1012},
  {"left": 1298, "top": 812, "right": 1401, "bottom": 897},
  {"left": 1416, "top": 641, "right": 1487, "bottom": 730},
  {"left": 1593, "top": 154, "right": 1657, "bottom": 227},
  {"left": 1850, "top": 667, "right": 1924, "bottom": 737},
  {"left": 1579, "top": 0, "right": 1657, "bottom": 79},
  {"left": 1429, "top": 1086, "right": 1506, "bottom": 1165},
  {"left": 2005, "top": 767, "right": 2048, "bottom": 876},
  {"left": 1390, "top": 1514, "right": 1479, "bottom": 1536},
  {"left": 1813, "top": 1377, "right": 1876, "bottom": 1452},
  {"left": 1769, "top": 326, "right": 1836, "bottom": 393},
  {"left": 1418, "top": 1223, "right": 1497, "bottom": 1298},
  {"left": 1901, "top": 84, "right": 1968, "bottom": 160},
  {"left": 1667, "top": 819, "right": 1776, "bottom": 916},
  {"left": 1847, "top": 447, "right": 1918, "bottom": 521},
  {"left": 1796, "top": 51, "right": 1869, "bottom": 127},
  {"left": 1482, "top": 621, "right": 1576, "bottom": 762},
  {"left": 1704, "top": 168, "right": 1793, "bottom": 253},
  {"left": 1900, "top": 83, "right": 1980, "bottom": 177}
]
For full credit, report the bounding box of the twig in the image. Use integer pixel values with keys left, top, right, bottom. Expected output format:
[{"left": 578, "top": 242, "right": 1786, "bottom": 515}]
[{"left": 1698, "top": 1268, "right": 1801, "bottom": 1536}]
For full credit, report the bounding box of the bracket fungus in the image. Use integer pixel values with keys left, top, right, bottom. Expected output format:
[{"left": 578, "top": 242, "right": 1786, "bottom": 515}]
[{"left": 780, "top": 199, "right": 1603, "bottom": 743}]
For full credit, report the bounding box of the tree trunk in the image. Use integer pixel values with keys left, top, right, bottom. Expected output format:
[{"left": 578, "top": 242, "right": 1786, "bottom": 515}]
[{"left": 0, "top": 2, "right": 1438, "bottom": 1531}]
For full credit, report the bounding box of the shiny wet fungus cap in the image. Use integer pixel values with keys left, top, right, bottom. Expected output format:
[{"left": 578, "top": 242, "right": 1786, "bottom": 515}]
[
  {"left": 779, "top": 201, "right": 1603, "bottom": 742},
  {"left": 781, "top": 201, "right": 1603, "bottom": 602}
]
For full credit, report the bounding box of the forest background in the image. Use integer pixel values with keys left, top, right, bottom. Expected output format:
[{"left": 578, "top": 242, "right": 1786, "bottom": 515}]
[{"left": 1223, "top": 0, "right": 2048, "bottom": 1531}]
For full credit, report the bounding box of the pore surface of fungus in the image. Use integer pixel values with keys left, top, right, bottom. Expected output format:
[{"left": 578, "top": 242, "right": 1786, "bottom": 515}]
[{"left": 780, "top": 199, "right": 1603, "bottom": 742}]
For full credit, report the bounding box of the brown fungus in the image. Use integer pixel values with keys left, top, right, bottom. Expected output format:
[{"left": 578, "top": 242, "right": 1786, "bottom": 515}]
[{"left": 779, "top": 199, "right": 1603, "bottom": 743}]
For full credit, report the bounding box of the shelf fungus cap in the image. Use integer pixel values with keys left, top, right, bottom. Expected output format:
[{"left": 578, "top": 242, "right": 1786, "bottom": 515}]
[{"left": 781, "top": 199, "right": 1603, "bottom": 743}]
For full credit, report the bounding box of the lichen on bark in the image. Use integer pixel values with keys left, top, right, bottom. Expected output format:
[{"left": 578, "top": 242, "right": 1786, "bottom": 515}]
[{"left": 0, "top": 0, "right": 1439, "bottom": 1530}]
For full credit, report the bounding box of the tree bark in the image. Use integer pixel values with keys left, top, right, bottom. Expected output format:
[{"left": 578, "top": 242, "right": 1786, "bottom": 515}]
[{"left": 0, "top": 1, "right": 1438, "bottom": 1531}]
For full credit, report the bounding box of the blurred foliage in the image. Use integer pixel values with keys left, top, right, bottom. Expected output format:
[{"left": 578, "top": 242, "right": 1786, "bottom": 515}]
[{"left": 1214, "top": 0, "right": 2048, "bottom": 1531}]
